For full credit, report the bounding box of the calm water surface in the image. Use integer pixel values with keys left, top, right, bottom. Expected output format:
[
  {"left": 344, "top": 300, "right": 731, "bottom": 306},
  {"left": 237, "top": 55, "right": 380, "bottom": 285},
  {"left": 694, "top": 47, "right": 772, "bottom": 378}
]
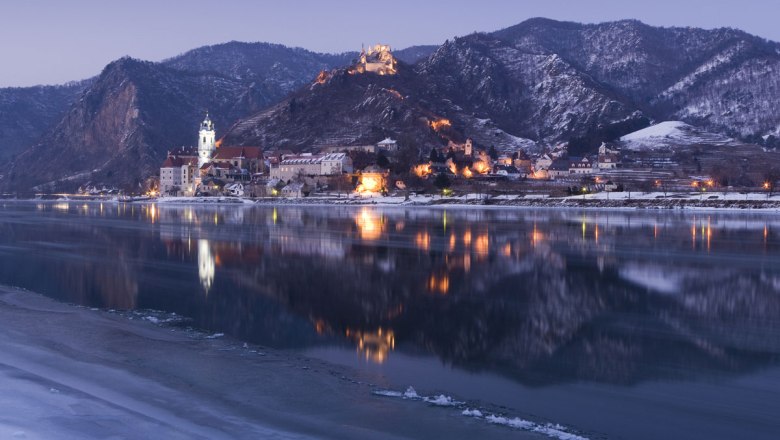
[{"left": 1, "top": 201, "right": 779, "bottom": 440}]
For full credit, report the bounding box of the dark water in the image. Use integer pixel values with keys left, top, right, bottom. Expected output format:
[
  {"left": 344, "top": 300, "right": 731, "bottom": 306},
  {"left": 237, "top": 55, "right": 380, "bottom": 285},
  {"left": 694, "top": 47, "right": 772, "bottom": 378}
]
[{"left": 1, "top": 201, "right": 779, "bottom": 440}]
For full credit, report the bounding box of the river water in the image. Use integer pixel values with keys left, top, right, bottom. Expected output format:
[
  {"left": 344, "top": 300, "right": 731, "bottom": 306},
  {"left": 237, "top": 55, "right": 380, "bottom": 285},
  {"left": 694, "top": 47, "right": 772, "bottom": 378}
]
[{"left": 0, "top": 201, "right": 779, "bottom": 440}]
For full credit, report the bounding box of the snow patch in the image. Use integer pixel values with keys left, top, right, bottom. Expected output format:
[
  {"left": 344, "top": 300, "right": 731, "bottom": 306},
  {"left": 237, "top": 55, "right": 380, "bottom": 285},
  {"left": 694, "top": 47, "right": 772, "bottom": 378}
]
[{"left": 423, "top": 394, "right": 464, "bottom": 406}]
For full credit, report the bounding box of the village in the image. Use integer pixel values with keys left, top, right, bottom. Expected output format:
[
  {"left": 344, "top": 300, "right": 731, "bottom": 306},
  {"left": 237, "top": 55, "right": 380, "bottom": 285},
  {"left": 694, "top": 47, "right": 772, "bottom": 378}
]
[
  {"left": 145, "top": 45, "right": 780, "bottom": 206},
  {"left": 151, "top": 111, "right": 780, "bottom": 207}
]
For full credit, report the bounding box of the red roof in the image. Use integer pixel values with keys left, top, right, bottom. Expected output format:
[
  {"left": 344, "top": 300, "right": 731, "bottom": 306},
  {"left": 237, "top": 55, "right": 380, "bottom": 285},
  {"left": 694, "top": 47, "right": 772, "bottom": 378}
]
[
  {"left": 213, "top": 146, "right": 263, "bottom": 160},
  {"left": 161, "top": 156, "right": 197, "bottom": 168}
]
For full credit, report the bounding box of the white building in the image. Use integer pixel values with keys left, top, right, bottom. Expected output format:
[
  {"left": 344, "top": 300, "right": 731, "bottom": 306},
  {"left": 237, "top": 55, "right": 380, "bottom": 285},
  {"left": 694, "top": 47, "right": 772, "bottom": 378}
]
[
  {"left": 377, "top": 138, "right": 398, "bottom": 152},
  {"left": 597, "top": 143, "right": 621, "bottom": 169},
  {"left": 270, "top": 153, "right": 353, "bottom": 182},
  {"left": 160, "top": 156, "right": 197, "bottom": 196},
  {"left": 197, "top": 113, "right": 216, "bottom": 170}
]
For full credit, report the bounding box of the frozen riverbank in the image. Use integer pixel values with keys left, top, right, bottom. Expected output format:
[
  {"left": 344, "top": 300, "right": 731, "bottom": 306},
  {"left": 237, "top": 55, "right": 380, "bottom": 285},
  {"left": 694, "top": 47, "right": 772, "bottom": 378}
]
[
  {"left": 246, "top": 191, "right": 780, "bottom": 211},
  {"left": 0, "top": 287, "right": 557, "bottom": 440}
]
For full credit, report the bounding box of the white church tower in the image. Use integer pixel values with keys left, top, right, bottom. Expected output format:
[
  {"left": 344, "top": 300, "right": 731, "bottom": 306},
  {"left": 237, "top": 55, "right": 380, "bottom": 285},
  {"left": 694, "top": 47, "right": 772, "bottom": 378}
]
[{"left": 198, "top": 112, "right": 216, "bottom": 169}]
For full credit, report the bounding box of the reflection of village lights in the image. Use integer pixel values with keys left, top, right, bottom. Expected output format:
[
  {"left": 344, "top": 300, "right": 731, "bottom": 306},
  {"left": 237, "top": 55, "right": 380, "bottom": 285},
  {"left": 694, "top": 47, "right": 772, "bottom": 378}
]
[
  {"left": 346, "top": 328, "right": 395, "bottom": 364},
  {"left": 449, "top": 234, "right": 456, "bottom": 252},
  {"left": 502, "top": 242, "right": 512, "bottom": 257},
  {"left": 463, "top": 230, "right": 472, "bottom": 246},
  {"left": 198, "top": 239, "right": 215, "bottom": 294},
  {"left": 427, "top": 274, "right": 450, "bottom": 295},
  {"left": 147, "top": 204, "right": 157, "bottom": 223},
  {"left": 53, "top": 202, "right": 69, "bottom": 212},
  {"left": 272, "top": 207, "right": 278, "bottom": 225},
  {"left": 474, "top": 233, "right": 489, "bottom": 255},
  {"left": 442, "top": 211, "right": 448, "bottom": 231},
  {"left": 415, "top": 231, "right": 431, "bottom": 251},
  {"left": 355, "top": 208, "right": 383, "bottom": 241},
  {"left": 429, "top": 118, "right": 452, "bottom": 132}
]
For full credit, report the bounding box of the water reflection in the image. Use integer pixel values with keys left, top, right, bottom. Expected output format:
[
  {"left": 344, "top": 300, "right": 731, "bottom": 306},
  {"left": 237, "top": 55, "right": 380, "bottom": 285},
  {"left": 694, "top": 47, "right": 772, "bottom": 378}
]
[
  {"left": 198, "top": 239, "right": 215, "bottom": 293},
  {"left": 1, "top": 202, "right": 780, "bottom": 386}
]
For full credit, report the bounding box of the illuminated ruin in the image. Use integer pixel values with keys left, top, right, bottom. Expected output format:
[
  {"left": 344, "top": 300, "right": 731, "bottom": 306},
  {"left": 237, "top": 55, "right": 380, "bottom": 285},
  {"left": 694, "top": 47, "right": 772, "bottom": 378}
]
[{"left": 355, "top": 44, "right": 398, "bottom": 75}]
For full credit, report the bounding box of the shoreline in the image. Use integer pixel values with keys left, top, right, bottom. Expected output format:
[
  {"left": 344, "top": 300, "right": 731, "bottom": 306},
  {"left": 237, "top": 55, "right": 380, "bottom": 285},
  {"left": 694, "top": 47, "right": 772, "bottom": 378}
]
[
  {"left": 0, "top": 286, "right": 561, "bottom": 440},
  {"left": 5, "top": 192, "right": 780, "bottom": 212}
]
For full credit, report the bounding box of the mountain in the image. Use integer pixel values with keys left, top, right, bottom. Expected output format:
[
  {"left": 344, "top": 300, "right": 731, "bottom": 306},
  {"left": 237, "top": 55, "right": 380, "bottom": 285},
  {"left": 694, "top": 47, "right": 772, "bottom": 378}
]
[
  {"left": 224, "top": 19, "right": 780, "bottom": 156},
  {"left": 6, "top": 19, "right": 780, "bottom": 191},
  {"left": 492, "top": 18, "right": 780, "bottom": 137},
  {"left": 0, "top": 81, "right": 90, "bottom": 162},
  {"left": 0, "top": 44, "right": 358, "bottom": 192}
]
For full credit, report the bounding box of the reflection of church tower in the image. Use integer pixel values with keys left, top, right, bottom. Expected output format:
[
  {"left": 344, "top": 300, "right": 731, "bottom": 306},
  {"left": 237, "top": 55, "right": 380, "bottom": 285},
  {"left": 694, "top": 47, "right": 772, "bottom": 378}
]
[
  {"left": 198, "top": 239, "right": 215, "bottom": 294},
  {"left": 198, "top": 113, "right": 216, "bottom": 169}
]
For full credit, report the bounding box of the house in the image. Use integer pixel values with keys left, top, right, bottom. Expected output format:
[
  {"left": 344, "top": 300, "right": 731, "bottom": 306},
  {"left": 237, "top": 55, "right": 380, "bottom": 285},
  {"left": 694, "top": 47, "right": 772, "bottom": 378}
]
[
  {"left": 534, "top": 154, "right": 554, "bottom": 171},
  {"left": 199, "top": 177, "right": 225, "bottom": 196},
  {"left": 494, "top": 165, "right": 522, "bottom": 180},
  {"left": 547, "top": 159, "right": 571, "bottom": 178},
  {"left": 597, "top": 143, "right": 621, "bottom": 169},
  {"left": 211, "top": 146, "right": 264, "bottom": 176},
  {"left": 281, "top": 182, "right": 308, "bottom": 198},
  {"left": 569, "top": 157, "right": 595, "bottom": 175},
  {"left": 160, "top": 156, "right": 197, "bottom": 196},
  {"left": 377, "top": 138, "right": 398, "bottom": 152},
  {"left": 225, "top": 182, "right": 244, "bottom": 197}
]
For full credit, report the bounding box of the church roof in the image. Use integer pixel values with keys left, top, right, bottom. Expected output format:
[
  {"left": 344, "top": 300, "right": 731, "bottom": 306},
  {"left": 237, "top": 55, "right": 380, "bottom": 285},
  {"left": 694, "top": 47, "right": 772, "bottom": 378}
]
[
  {"left": 213, "top": 146, "right": 263, "bottom": 160},
  {"left": 161, "top": 156, "right": 197, "bottom": 168}
]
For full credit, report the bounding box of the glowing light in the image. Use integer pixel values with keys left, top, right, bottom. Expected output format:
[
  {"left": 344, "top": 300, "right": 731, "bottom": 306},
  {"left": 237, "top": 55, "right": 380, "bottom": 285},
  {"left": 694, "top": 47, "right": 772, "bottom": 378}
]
[
  {"left": 474, "top": 233, "right": 489, "bottom": 255},
  {"left": 272, "top": 207, "right": 278, "bottom": 225},
  {"left": 764, "top": 182, "right": 771, "bottom": 190},
  {"left": 415, "top": 231, "right": 431, "bottom": 251},
  {"left": 463, "top": 230, "right": 472, "bottom": 247},
  {"left": 356, "top": 172, "right": 385, "bottom": 193},
  {"left": 472, "top": 160, "right": 490, "bottom": 175},
  {"left": 346, "top": 328, "right": 395, "bottom": 364},
  {"left": 355, "top": 208, "right": 383, "bottom": 241},
  {"left": 413, "top": 164, "right": 431, "bottom": 178},
  {"left": 427, "top": 274, "right": 450, "bottom": 295},
  {"left": 449, "top": 234, "right": 456, "bottom": 252},
  {"left": 429, "top": 118, "right": 452, "bottom": 132},
  {"left": 502, "top": 243, "right": 512, "bottom": 257},
  {"left": 462, "top": 167, "right": 473, "bottom": 178},
  {"left": 315, "top": 70, "right": 329, "bottom": 84}
]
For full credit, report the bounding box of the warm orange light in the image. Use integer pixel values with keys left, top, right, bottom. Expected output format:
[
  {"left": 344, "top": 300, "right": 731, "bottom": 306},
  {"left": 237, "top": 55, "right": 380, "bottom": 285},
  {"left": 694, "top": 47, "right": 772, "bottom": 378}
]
[
  {"left": 691, "top": 181, "right": 699, "bottom": 188},
  {"left": 429, "top": 118, "right": 452, "bottom": 132},
  {"left": 413, "top": 163, "right": 432, "bottom": 178},
  {"left": 427, "top": 274, "right": 450, "bottom": 295},
  {"left": 472, "top": 160, "right": 490, "bottom": 175},
  {"left": 315, "top": 70, "right": 329, "bottom": 84},
  {"left": 764, "top": 182, "right": 771, "bottom": 189},
  {"left": 355, "top": 208, "right": 383, "bottom": 241},
  {"left": 356, "top": 173, "right": 385, "bottom": 193},
  {"left": 415, "top": 231, "right": 431, "bottom": 251},
  {"left": 346, "top": 327, "right": 395, "bottom": 364},
  {"left": 474, "top": 233, "right": 489, "bottom": 255},
  {"left": 463, "top": 230, "right": 472, "bottom": 246}
]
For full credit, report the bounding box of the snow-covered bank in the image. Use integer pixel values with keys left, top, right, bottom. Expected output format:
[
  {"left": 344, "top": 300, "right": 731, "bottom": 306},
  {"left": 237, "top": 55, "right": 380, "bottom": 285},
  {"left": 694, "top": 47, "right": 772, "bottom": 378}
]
[
  {"left": 247, "top": 192, "right": 780, "bottom": 212},
  {"left": 0, "top": 287, "right": 537, "bottom": 440}
]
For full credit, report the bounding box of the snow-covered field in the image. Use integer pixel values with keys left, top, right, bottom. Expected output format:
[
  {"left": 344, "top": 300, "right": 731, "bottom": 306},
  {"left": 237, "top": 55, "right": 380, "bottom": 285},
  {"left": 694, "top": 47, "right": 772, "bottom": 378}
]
[
  {"left": 619, "top": 121, "right": 735, "bottom": 150},
  {"left": 0, "top": 287, "right": 541, "bottom": 440}
]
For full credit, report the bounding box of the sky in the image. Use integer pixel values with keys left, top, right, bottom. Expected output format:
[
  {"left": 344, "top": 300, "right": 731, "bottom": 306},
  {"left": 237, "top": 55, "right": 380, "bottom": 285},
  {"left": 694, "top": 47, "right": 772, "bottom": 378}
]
[{"left": 1, "top": 0, "right": 778, "bottom": 87}]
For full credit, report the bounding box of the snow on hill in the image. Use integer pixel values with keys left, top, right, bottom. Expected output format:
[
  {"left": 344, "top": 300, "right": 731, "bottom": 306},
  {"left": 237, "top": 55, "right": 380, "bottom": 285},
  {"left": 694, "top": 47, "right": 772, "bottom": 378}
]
[{"left": 619, "top": 121, "right": 734, "bottom": 150}]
